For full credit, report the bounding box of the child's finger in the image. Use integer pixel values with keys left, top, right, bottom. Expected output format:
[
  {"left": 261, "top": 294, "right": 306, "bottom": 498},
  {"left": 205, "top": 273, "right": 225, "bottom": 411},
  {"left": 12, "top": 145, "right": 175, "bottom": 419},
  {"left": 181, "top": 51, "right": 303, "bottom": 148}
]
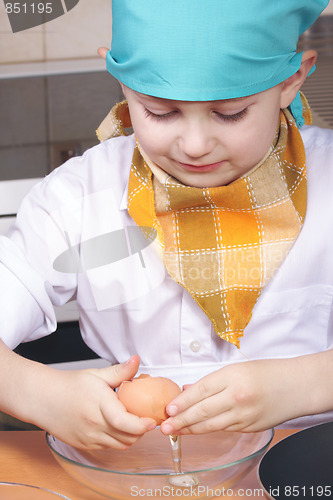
[
  {"left": 94, "top": 355, "right": 141, "bottom": 389},
  {"left": 165, "top": 372, "right": 227, "bottom": 417},
  {"left": 167, "top": 411, "right": 237, "bottom": 436},
  {"left": 100, "top": 391, "right": 156, "bottom": 436},
  {"left": 161, "top": 392, "right": 231, "bottom": 435}
]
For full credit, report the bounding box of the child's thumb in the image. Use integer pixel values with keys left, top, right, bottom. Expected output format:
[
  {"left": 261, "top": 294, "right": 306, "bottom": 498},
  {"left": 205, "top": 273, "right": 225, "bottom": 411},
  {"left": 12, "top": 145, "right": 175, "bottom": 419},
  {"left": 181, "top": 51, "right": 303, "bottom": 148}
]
[{"left": 99, "top": 355, "right": 140, "bottom": 389}]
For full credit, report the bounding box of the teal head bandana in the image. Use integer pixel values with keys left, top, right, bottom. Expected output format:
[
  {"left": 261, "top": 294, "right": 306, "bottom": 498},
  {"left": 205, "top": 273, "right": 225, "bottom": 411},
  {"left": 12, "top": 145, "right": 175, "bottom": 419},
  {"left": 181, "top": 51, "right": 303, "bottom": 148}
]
[{"left": 106, "top": 0, "right": 328, "bottom": 127}]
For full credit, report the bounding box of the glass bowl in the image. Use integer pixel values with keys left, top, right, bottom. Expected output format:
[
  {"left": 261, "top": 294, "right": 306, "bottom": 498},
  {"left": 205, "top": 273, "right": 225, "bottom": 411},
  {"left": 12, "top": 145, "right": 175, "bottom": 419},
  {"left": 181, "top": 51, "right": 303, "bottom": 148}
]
[
  {"left": 46, "top": 427, "right": 273, "bottom": 499},
  {"left": 0, "top": 482, "right": 71, "bottom": 499}
]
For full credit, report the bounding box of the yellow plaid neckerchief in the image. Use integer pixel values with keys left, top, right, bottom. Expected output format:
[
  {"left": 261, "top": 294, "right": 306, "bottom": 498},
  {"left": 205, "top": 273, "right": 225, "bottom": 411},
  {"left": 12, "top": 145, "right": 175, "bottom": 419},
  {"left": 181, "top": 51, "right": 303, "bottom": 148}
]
[{"left": 97, "top": 99, "right": 310, "bottom": 347}]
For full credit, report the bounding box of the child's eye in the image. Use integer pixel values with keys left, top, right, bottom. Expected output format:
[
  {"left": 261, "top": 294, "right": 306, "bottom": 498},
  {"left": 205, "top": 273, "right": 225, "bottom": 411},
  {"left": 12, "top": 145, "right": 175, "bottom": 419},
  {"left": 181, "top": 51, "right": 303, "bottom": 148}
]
[
  {"left": 144, "top": 108, "right": 177, "bottom": 122},
  {"left": 215, "top": 108, "right": 248, "bottom": 123}
]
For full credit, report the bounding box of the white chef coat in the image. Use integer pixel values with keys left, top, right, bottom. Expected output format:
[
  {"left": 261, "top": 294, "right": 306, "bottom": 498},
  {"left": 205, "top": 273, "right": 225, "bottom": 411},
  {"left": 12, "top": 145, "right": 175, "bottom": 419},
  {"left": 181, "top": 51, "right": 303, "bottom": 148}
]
[{"left": 1, "top": 125, "right": 333, "bottom": 427}]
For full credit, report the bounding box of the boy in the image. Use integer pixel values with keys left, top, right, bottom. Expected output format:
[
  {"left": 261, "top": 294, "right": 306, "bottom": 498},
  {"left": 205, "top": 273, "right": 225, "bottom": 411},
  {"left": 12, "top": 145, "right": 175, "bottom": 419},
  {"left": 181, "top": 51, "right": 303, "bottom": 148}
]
[{"left": 0, "top": 0, "right": 333, "bottom": 450}]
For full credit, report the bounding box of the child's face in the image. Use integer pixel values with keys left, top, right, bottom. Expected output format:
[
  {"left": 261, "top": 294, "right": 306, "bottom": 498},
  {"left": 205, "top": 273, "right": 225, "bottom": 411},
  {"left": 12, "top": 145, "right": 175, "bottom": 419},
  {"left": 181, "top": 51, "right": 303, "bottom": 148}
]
[{"left": 122, "top": 84, "right": 284, "bottom": 188}]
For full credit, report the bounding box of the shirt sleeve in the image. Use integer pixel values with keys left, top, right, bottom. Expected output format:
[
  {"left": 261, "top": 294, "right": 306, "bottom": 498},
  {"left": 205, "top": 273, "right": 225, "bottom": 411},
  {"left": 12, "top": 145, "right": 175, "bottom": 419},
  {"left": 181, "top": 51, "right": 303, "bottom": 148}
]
[
  {"left": 0, "top": 260, "right": 54, "bottom": 349},
  {"left": 0, "top": 169, "right": 81, "bottom": 348}
]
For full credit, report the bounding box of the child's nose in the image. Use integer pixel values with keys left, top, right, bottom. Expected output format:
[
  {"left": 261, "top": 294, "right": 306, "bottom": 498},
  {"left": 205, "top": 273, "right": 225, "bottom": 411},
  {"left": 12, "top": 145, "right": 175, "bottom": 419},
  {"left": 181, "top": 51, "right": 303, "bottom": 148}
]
[{"left": 179, "top": 121, "right": 215, "bottom": 159}]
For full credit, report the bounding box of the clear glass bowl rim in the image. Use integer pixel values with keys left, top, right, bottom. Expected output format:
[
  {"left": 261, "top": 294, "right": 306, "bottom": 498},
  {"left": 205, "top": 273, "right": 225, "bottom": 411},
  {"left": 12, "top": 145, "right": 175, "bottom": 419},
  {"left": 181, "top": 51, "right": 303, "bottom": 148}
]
[
  {"left": 0, "top": 481, "right": 71, "bottom": 498},
  {"left": 46, "top": 428, "right": 274, "bottom": 477}
]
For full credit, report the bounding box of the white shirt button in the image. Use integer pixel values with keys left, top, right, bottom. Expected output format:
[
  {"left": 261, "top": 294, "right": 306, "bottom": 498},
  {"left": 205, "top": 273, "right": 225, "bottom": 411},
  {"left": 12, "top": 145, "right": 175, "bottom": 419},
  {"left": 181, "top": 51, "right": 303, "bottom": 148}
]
[{"left": 190, "top": 340, "right": 201, "bottom": 352}]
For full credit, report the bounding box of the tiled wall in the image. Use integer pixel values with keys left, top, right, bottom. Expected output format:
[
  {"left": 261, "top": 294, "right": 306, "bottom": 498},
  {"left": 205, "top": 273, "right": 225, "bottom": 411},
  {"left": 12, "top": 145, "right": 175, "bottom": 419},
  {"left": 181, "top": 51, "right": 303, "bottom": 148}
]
[
  {"left": 0, "top": 72, "right": 122, "bottom": 180},
  {"left": 323, "top": 1, "right": 333, "bottom": 14},
  {"left": 0, "top": 77, "right": 48, "bottom": 179},
  {"left": 0, "top": 1, "right": 122, "bottom": 181},
  {"left": 0, "top": 0, "right": 111, "bottom": 64}
]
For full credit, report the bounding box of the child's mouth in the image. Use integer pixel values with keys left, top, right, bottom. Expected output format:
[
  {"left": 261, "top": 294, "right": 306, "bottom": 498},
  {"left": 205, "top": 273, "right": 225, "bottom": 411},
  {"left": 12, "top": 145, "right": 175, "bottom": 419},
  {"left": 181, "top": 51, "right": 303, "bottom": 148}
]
[{"left": 178, "top": 161, "right": 224, "bottom": 172}]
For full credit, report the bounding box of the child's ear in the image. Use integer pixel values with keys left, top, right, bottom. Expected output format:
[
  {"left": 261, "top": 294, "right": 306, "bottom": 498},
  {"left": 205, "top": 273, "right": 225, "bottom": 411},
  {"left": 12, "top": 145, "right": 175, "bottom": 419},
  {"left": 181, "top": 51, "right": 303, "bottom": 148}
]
[
  {"left": 97, "top": 47, "right": 109, "bottom": 60},
  {"left": 280, "top": 50, "right": 317, "bottom": 109}
]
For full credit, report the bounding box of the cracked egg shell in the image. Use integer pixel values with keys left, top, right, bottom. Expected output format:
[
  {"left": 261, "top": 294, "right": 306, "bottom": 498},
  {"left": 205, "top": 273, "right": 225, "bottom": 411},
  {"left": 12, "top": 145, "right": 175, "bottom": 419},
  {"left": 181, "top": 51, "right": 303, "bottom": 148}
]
[{"left": 117, "top": 374, "right": 181, "bottom": 425}]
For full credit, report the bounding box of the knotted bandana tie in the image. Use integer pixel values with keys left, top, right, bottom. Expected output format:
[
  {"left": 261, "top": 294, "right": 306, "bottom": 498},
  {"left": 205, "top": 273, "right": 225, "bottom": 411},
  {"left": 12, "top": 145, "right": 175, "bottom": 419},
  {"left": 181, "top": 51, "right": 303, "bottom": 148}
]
[{"left": 97, "top": 99, "right": 310, "bottom": 347}]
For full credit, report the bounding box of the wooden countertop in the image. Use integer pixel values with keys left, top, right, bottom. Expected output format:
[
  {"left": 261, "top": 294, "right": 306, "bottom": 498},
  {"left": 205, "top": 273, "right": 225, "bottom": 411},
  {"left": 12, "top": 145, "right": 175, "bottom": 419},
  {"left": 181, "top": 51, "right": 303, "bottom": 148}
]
[{"left": 0, "top": 429, "right": 297, "bottom": 499}]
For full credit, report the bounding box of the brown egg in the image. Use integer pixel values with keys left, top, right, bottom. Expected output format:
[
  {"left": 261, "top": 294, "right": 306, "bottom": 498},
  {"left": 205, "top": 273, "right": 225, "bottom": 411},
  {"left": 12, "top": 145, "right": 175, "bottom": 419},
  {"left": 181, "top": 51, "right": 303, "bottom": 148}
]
[{"left": 117, "top": 374, "right": 181, "bottom": 425}]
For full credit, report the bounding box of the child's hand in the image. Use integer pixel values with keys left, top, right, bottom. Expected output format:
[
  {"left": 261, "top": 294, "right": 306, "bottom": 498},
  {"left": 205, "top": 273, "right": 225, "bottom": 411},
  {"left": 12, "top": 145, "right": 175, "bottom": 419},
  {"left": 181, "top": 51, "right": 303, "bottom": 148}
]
[
  {"left": 160, "top": 358, "right": 312, "bottom": 435},
  {"left": 34, "top": 355, "right": 156, "bottom": 450}
]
